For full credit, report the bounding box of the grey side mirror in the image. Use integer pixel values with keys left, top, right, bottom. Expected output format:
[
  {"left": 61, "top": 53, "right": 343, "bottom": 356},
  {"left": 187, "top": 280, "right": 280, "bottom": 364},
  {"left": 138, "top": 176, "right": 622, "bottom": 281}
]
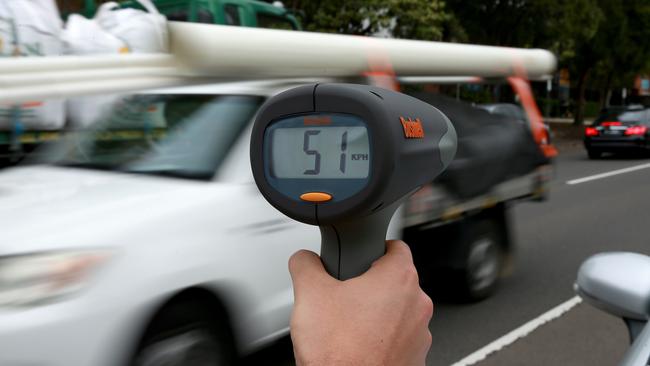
[
  {"left": 576, "top": 252, "right": 650, "bottom": 321},
  {"left": 575, "top": 252, "right": 650, "bottom": 366}
]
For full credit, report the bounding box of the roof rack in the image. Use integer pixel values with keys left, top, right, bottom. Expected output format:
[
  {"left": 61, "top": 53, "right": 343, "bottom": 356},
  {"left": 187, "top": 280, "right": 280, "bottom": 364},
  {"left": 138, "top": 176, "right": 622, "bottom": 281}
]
[{"left": 0, "top": 22, "right": 557, "bottom": 103}]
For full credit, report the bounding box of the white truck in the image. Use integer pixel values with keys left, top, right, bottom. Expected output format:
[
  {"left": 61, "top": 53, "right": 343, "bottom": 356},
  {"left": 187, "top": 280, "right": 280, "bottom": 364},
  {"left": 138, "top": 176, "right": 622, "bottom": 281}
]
[{"left": 0, "top": 79, "right": 552, "bottom": 366}]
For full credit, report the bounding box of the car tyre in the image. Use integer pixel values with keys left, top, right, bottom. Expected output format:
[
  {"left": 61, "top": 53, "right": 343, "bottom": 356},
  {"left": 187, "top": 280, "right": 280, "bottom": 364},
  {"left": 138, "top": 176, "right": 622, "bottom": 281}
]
[
  {"left": 453, "top": 219, "right": 503, "bottom": 302},
  {"left": 132, "top": 299, "right": 238, "bottom": 366}
]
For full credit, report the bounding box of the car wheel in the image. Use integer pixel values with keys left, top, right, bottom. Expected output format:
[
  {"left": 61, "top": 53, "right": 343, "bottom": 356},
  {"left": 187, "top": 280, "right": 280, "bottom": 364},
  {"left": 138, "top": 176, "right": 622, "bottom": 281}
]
[
  {"left": 587, "top": 150, "right": 602, "bottom": 159},
  {"left": 132, "top": 300, "right": 237, "bottom": 366},
  {"left": 455, "top": 220, "right": 503, "bottom": 302}
]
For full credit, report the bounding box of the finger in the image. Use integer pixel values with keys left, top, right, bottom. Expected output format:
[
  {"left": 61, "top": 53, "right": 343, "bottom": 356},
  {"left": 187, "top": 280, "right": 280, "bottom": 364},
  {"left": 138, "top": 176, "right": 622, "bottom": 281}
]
[
  {"left": 364, "top": 241, "right": 416, "bottom": 283},
  {"left": 370, "top": 240, "right": 413, "bottom": 269},
  {"left": 288, "top": 250, "right": 334, "bottom": 292},
  {"left": 386, "top": 240, "right": 414, "bottom": 262}
]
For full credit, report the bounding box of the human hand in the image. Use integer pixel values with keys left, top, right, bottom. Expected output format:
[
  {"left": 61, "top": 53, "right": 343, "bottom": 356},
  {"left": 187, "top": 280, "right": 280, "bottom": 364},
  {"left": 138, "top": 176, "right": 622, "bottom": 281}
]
[{"left": 289, "top": 240, "right": 433, "bottom": 366}]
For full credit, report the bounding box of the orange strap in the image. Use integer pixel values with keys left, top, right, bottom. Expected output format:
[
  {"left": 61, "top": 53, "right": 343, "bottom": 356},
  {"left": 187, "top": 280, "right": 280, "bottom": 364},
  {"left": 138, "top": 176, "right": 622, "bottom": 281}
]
[
  {"left": 360, "top": 36, "right": 401, "bottom": 91},
  {"left": 507, "top": 76, "right": 558, "bottom": 158}
]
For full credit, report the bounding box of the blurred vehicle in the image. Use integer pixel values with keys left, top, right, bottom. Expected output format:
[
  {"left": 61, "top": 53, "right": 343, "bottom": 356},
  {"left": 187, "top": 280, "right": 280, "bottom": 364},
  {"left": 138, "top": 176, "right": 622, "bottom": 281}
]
[
  {"left": 479, "top": 103, "right": 527, "bottom": 122},
  {"left": 0, "top": 1, "right": 300, "bottom": 167},
  {"left": 478, "top": 102, "right": 552, "bottom": 143},
  {"left": 0, "top": 80, "right": 551, "bottom": 366},
  {"left": 399, "top": 77, "right": 556, "bottom": 156},
  {"left": 63, "top": 0, "right": 301, "bottom": 29},
  {"left": 584, "top": 105, "right": 650, "bottom": 159},
  {"left": 404, "top": 92, "right": 551, "bottom": 300},
  {"left": 0, "top": 80, "right": 318, "bottom": 366}
]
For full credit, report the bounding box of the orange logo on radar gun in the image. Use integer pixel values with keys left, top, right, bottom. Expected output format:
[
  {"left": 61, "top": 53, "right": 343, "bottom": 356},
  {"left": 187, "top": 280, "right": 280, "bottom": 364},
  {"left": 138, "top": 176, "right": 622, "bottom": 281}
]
[
  {"left": 304, "top": 116, "right": 332, "bottom": 125},
  {"left": 400, "top": 117, "right": 425, "bottom": 139}
]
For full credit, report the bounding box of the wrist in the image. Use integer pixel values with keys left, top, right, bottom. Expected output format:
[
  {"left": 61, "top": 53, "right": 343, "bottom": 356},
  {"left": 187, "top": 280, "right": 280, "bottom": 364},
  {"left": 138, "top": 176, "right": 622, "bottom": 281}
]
[{"left": 296, "top": 351, "right": 378, "bottom": 366}]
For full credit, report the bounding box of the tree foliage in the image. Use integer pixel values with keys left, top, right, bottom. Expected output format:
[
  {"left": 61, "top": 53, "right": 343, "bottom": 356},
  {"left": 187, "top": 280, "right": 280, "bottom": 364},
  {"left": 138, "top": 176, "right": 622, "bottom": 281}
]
[
  {"left": 439, "top": 0, "right": 650, "bottom": 123},
  {"left": 288, "top": 0, "right": 449, "bottom": 41},
  {"left": 558, "top": 1, "right": 650, "bottom": 123},
  {"left": 291, "top": 0, "right": 650, "bottom": 124}
]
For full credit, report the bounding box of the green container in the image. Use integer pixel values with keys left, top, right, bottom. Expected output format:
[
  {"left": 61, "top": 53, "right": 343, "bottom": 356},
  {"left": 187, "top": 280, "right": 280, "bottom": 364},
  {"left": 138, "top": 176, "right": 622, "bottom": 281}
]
[{"left": 71, "top": 0, "right": 301, "bottom": 30}]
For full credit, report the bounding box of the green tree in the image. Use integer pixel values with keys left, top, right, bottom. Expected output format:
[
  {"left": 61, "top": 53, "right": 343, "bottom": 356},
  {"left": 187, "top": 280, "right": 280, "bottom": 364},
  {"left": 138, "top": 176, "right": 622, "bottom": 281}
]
[
  {"left": 289, "top": 0, "right": 650, "bottom": 125},
  {"left": 442, "top": 0, "right": 601, "bottom": 51},
  {"left": 443, "top": 0, "right": 650, "bottom": 125},
  {"left": 566, "top": 1, "right": 650, "bottom": 124},
  {"left": 443, "top": 0, "right": 540, "bottom": 46},
  {"left": 288, "top": 0, "right": 450, "bottom": 41},
  {"left": 545, "top": 0, "right": 603, "bottom": 124}
]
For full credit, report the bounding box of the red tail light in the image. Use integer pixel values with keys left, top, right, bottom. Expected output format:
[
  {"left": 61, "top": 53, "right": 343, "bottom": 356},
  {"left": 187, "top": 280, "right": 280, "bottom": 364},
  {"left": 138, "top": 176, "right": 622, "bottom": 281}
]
[
  {"left": 585, "top": 127, "right": 599, "bottom": 136},
  {"left": 601, "top": 121, "right": 622, "bottom": 127},
  {"left": 625, "top": 125, "right": 648, "bottom": 135}
]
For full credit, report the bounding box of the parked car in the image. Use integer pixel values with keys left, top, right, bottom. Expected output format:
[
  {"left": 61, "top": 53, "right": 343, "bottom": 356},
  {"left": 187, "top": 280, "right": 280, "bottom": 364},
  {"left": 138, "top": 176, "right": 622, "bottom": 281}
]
[
  {"left": 0, "top": 80, "right": 551, "bottom": 366},
  {"left": 584, "top": 106, "right": 650, "bottom": 159}
]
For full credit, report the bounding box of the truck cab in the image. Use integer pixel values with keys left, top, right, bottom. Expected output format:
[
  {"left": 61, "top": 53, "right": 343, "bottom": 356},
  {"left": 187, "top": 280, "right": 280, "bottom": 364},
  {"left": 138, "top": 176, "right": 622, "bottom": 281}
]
[
  {"left": 60, "top": 0, "right": 301, "bottom": 30},
  {"left": 140, "top": 0, "right": 300, "bottom": 29}
]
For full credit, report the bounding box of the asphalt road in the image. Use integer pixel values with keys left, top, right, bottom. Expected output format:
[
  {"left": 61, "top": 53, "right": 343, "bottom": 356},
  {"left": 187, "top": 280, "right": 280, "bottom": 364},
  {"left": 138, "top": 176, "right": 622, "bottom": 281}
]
[
  {"left": 429, "top": 148, "right": 650, "bottom": 366},
  {"left": 245, "top": 147, "right": 650, "bottom": 366}
]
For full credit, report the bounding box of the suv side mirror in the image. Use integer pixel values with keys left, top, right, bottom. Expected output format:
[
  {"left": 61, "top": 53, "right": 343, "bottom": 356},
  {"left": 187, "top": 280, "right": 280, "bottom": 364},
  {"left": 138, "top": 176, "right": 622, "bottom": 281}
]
[{"left": 575, "top": 252, "right": 650, "bottom": 321}]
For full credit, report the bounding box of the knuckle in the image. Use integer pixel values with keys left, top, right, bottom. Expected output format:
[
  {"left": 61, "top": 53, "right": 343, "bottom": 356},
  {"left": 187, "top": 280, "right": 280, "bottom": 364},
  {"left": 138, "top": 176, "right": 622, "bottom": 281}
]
[
  {"left": 403, "top": 265, "right": 419, "bottom": 284},
  {"left": 425, "top": 330, "right": 433, "bottom": 346},
  {"left": 396, "top": 241, "right": 414, "bottom": 258},
  {"left": 386, "top": 239, "right": 404, "bottom": 248},
  {"left": 420, "top": 292, "right": 434, "bottom": 320},
  {"left": 388, "top": 240, "right": 413, "bottom": 259}
]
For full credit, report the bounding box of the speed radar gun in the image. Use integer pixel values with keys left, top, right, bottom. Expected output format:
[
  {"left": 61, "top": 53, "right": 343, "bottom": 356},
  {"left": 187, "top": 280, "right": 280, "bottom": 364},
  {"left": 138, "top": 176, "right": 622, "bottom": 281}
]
[{"left": 251, "top": 84, "right": 457, "bottom": 280}]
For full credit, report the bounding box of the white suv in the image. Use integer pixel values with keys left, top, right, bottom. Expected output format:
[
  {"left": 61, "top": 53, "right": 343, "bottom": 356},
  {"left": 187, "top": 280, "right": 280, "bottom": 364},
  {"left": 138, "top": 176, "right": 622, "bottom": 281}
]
[{"left": 0, "top": 81, "right": 341, "bottom": 366}]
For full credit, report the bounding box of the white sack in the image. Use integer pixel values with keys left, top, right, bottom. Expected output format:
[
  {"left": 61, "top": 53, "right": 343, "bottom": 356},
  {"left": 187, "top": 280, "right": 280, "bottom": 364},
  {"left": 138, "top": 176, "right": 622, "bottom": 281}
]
[
  {"left": 64, "top": 0, "right": 169, "bottom": 128},
  {"left": 95, "top": 0, "right": 168, "bottom": 53},
  {"left": 0, "top": 0, "right": 65, "bottom": 130}
]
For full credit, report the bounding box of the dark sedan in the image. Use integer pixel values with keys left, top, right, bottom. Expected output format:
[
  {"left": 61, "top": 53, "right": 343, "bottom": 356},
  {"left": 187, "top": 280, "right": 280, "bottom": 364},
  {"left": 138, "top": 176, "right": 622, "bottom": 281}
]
[{"left": 584, "top": 107, "right": 650, "bottom": 159}]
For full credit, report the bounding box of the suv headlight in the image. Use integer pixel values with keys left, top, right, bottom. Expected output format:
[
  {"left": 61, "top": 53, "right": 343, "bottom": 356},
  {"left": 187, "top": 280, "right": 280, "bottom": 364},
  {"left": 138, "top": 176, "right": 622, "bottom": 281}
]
[{"left": 0, "top": 250, "right": 113, "bottom": 307}]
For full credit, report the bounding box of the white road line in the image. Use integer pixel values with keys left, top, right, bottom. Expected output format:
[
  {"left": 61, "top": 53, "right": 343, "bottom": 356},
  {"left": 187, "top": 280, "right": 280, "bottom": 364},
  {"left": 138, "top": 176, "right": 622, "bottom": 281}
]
[
  {"left": 566, "top": 162, "right": 650, "bottom": 185},
  {"left": 449, "top": 296, "right": 583, "bottom": 366}
]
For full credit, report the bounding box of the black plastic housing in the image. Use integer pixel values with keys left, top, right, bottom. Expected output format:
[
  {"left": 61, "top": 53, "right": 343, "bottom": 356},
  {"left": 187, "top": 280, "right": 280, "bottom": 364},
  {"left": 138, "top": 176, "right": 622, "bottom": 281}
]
[{"left": 251, "top": 83, "right": 456, "bottom": 225}]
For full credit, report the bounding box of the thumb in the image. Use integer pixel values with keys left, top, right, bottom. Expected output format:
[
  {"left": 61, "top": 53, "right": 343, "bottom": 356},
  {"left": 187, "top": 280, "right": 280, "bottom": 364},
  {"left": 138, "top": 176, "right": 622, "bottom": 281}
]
[{"left": 288, "top": 250, "right": 334, "bottom": 293}]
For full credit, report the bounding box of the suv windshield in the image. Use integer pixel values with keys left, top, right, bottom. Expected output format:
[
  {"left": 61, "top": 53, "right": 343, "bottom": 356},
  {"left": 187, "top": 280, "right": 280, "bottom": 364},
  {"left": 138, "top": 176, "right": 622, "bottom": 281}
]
[{"left": 37, "top": 94, "right": 264, "bottom": 180}]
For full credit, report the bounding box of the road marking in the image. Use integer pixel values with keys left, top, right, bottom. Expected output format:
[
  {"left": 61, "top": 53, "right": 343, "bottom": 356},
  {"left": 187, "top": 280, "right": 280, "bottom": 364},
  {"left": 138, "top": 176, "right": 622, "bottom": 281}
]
[
  {"left": 449, "top": 296, "right": 583, "bottom": 366},
  {"left": 567, "top": 162, "right": 650, "bottom": 185}
]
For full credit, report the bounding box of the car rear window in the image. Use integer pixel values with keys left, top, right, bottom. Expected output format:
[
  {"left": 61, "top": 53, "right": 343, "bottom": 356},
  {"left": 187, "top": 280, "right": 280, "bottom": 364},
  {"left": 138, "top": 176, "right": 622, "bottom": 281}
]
[{"left": 594, "top": 109, "right": 650, "bottom": 126}]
